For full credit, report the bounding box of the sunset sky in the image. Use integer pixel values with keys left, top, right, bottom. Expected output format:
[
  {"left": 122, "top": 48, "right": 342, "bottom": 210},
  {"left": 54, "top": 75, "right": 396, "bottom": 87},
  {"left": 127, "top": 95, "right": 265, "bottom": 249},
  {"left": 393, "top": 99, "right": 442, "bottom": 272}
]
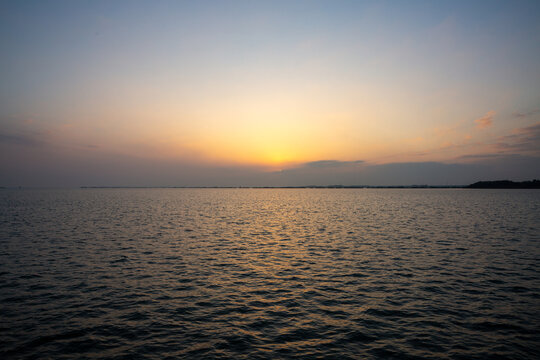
[{"left": 1, "top": 0, "right": 539, "bottom": 186}]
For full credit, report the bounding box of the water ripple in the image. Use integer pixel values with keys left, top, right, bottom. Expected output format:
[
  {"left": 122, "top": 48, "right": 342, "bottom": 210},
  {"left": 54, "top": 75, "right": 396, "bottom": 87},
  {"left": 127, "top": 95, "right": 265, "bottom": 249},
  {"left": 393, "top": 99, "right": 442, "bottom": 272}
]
[{"left": 0, "top": 188, "right": 539, "bottom": 359}]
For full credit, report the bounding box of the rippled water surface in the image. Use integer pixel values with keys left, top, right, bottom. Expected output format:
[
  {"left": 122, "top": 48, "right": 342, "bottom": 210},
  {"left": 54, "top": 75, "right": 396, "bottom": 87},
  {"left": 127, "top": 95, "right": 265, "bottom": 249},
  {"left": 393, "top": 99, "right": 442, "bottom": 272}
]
[{"left": 1, "top": 188, "right": 539, "bottom": 359}]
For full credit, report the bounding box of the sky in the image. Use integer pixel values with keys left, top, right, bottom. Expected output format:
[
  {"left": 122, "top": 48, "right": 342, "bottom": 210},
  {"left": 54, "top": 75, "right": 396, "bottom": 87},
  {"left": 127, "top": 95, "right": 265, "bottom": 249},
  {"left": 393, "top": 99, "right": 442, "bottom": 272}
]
[{"left": 1, "top": 0, "right": 539, "bottom": 187}]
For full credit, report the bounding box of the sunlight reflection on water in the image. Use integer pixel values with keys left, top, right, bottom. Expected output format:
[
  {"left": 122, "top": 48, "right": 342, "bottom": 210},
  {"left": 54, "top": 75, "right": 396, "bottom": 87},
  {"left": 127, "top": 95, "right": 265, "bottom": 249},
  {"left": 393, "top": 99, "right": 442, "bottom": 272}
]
[{"left": 1, "top": 189, "right": 539, "bottom": 359}]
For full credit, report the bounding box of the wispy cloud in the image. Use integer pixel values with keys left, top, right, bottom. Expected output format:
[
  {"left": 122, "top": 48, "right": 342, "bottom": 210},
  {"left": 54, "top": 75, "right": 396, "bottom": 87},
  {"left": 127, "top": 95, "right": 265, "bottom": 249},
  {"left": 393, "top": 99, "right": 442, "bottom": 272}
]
[
  {"left": 304, "top": 160, "right": 364, "bottom": 168},
  {"left": 0, "top": 132, "right": 44, "bottom": 147},
  {"left": 495, "top": 122, "right": 540, "bottom": 155},
  {"left": 0, "top": 129, "right": 100, "bottom": 153},
  {"left": 474, "top": 110, "right": 495, "bottom": 129},
  {"left": 458, "top": 153, "right": 504, "bottom": 160},
  {"left": 512, "top": 109, "right": 540, "bottom": 118}
]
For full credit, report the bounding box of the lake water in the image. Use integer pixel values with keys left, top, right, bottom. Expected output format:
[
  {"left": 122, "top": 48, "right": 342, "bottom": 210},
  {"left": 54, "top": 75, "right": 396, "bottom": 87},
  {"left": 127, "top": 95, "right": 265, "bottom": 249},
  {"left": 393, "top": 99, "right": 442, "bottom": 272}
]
[{"left": 1, "top": 189, "right": 539, "bottom": 359}]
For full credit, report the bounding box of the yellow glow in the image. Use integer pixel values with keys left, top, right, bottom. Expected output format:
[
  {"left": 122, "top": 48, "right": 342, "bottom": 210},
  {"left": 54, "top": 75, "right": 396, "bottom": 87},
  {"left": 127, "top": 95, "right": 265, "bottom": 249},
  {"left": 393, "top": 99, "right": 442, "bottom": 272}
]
[{"left": 46, "top": 70, "right": 514, "bottom": 169}]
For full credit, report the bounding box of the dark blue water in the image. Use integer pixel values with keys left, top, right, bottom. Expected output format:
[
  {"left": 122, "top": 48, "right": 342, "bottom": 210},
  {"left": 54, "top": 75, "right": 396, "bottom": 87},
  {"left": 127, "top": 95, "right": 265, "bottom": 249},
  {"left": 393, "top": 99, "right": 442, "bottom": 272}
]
[{"left": 1, "top": 189, "right": 539, "bottom": 359}]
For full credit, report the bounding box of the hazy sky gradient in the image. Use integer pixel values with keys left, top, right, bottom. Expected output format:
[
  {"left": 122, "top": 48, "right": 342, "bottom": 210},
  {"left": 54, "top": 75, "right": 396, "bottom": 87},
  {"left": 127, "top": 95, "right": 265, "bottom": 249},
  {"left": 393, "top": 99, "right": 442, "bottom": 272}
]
[{"left": 1, "top": 0, "right": 539, "bottom": 186}]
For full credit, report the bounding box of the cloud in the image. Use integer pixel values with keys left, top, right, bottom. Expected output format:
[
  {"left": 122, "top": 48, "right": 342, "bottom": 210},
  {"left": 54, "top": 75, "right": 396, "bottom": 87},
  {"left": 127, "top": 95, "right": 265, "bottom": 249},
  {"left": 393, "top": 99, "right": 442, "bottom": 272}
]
[
  {"left": 457, "top": 153, "right": 504, "bottom": 160},
  {"left": 0, "top": 132, "right": 44, "bottom": 147},
  {"left": 495, "top": 122, "right": 540, "bottom": 155},
  {"left": 2, "top": 145, "right": 538, "bottom": 187},
  {"left": 304, "top": 160, "right": 364, "bottom": 168},
  {"left": 512, "top": 109, "right": 540, "bottom": 118},
  {"left": 455, "top": 153, "right": 540, "bottom": 180},
  {"left": 474, "top": 110, "right": 495, "bottom": 129}
]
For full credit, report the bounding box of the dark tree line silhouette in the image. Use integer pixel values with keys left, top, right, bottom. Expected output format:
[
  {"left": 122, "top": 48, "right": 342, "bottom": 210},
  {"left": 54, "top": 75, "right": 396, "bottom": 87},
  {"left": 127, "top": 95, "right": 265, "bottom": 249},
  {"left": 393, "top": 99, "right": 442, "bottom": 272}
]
[{"left": 467, "top": 180, "right": 540, "bottom": 189}]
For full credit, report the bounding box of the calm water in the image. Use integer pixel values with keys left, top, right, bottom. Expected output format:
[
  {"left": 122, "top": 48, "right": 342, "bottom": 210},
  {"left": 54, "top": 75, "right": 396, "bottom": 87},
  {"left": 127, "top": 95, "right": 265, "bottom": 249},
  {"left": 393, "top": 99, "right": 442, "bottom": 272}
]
[{"left": 1, "top": 189, "right": 539, "bottom": 359}]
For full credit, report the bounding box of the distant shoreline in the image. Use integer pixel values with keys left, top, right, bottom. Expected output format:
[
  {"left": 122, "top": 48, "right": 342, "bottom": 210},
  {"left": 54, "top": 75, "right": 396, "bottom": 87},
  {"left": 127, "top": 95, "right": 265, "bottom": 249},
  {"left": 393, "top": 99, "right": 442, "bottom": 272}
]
[
  {"left": 3, "top": 180, "right": 538, "bottom": 190},
  {"left": 80, "top": 185, "right": 467, "bottom": 189},
  {"left": 78, "top": 180, "right": 539, "bottom": 189}
]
